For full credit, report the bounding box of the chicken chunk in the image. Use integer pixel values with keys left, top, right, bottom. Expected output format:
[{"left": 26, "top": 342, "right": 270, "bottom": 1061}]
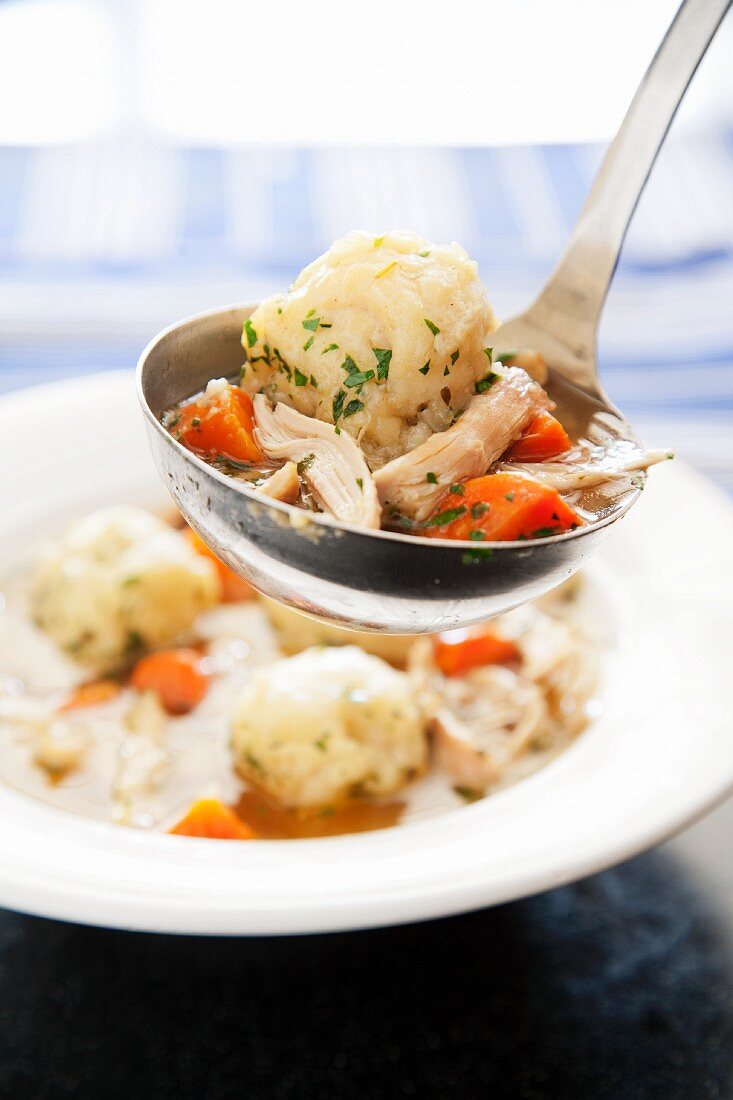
[
  {"left": 231, "top": 646, "right": 426, "bottom": 809},
  {"left": 253, "top": 394, "right": 380, "bottom": 528},
  {"left": 30, "top": 507, "right": 219, "bottom": 673},
  {"left": 241, "top": 230, "right": 497, "bottom": 467},
  {"left": 374, "top": 367, "right": 551, "bottom": 522},
  {"left": 254, "top": 460, "right": 300, "bottom": 504}
]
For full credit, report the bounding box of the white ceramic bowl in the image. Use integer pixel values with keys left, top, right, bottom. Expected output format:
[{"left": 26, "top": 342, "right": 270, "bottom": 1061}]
[{"left": 3, "top": 371, "right": 732, "bottom": 935}]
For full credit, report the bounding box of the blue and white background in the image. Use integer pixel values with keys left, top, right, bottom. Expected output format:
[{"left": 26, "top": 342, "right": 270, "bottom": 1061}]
[{"left": 1, "top": 0, "right": 731, "bottom": 491}]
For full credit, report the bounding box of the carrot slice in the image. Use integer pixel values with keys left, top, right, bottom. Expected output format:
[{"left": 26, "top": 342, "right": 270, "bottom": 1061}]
[
  {"left": 185, "top": 527, "right": 255, "bottom": 602},
  {"left": 504, "top": 411, "right": 571, "bottom": 462},
  {"left": 58, "top": 680, "right": 121, "bottom": 712},
  {"left": 434, "top": 630, "right": 520, "bottom": 676},
  {"left": 169, "top": 798, "right": 255, "bottom": 840},
  {"left": 130, "top": 648, "right": 208, "bottom": 715},
  {"left": 425, "top": 473, "right": 582, "bottom": 542},
  {"left": 175, "top": 384, "right": 262, "bottom": 464}
]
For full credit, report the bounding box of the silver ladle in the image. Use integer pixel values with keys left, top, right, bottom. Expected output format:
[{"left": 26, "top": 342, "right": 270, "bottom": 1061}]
[{"left": 138, "top": 0, "right": 729, "bottom": 633}]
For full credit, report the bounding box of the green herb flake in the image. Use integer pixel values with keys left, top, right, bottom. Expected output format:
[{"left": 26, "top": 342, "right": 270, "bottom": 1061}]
[
  {"left": 310, "top": 374, "right": 318, "bottom": 387},
  {"left": 375, "top": 260, "right": 397, "bottom": 279},
  {"left": 373, "top": 236, "right": 384, "bottom": 247},
  {"left": 322, "top": 343, "right": 339, "bottom": 354},
  {"left": 345, "top": 369, "right": 374, "bottom": 388},
  {"left": 333, "top": 390, "right": 346, "bottom": 421},
  {"left": 471, "top": 502, "right": 489, "bottom": 519},
  {"left": 121, "top": 575, "right": 140, "bottom": 587},
  {"left": 343, "top": 399, "right": 364, "bottom": 418},
  {"left": 419, "top": 361, "right": 431, "bottom": 375},
  {"left": 356, "top": 478, "right": 364, "bottom": 492},
  {"left": 277, "top": 306, "right": 282, "bottom": 315},
  {"left": 476, "top": 371, "right": 499, "bottom": 394},
  {"left": 372, "top": 347, "right": 392, "bottom": 382},
  {"left": 495, "top": 349, "right": 517, "bottom": 364},
  {"left": 424, "top": 318, "right": 440, "bottom": 336},
  {"left": 423, "top": 505, "right": 467, "bottom": 528},
  {"left": 243, "top": 319, "right": 258, "bottom": 348},
  {"left": 450, "top": 349, "right": 460, "bottom": 365},
  {"left": 531, "top": 526, "right": 559, "bottom": 539},
  {"left": 191, "top": 417, "right": 201, "bottom": 428},
  {"left": 450, "top": 483, "right": 465, "bottom": 496},
  {"left": 483, "top": 346, "right": 493, "bottom": 363},
  {"left": 302, "top": 336, "right": 314, "bottom": 351},
  {"left": 504, "top": 492, "right": 515, "bottom": 502},
  {"left": 314, "top": 736, "right": 329, "bottom": 752},
  {"left": 341, "top": 354, "right": 359, "bottom": 375},
  {"left": 302, "top": 316, "right": 320, "bottom": 332},
  {"left": 469, "top": 530, "right": 486, "bottom": 541},
  {"left": 306, "top": 308, "right": 315, "bottom": 318},
  {"left": 294, "top": 368, "right": 308, "bottom": 387},
  {"left": 419, "top": 250, "right": 430, "bottom": 257},
  {"left": 443, "top": 365, "right": 450, "bottom": 376},
  {"left": 426, "top": 472, "right": 438, "bottom": 484},
  {"left": 297, "top": 453, "right": 316, "bottom": 475},
  {"left": 454, "top": 785, "right": 484, "bottom": 803}
]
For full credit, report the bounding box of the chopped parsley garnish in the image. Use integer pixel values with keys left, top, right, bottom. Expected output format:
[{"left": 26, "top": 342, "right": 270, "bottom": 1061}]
[
  {"left": 356, "top": 477, "right": 363, "bottom": 491},
  {"left": 345, "top": 369, "right": 375, "bottom": 388},
  {"left": 469, "top": 530, "right": 486, "bottom": 541},
  {"left": 297, "top": 453, "right": 316, "bottom": 474},
  {"left": 314, "top": 736, "right": 329, "bottom": 752},
  {"left": 426, "top": 472, "right": 438, "bottom": 484},
  {"left": 471, "top": 502, "right": 489, "bottom": 518},
  {"left": 319, "top": 322, "right": 332, "bottom": 328},
  {"left": 444, "top": 365, "right": 450, "bottom": 376},
  {"left": 191, "top": 417, "right": 201, "bottom": 428},
  {"left": 476, "top": 371, "right": 499, "bottom": 394},
  {"left": 373, "top": 236, "right": 384, "bottom": 247},
  {"left": 423, "top": 505, "right": 467, "bottom": 528},
  {"left": 504, "top": 492, "right": 515, "bottom": 501},
  {"left": 343, "top": 399, "right": 364, "bottom": 418},
  {"left": 306, "top": 308, "right": 315, "bottom": 318},
  {"left": 424, "top": 318, "right": 440, "bottom": 336},
  {"left": 450, "top": 484, "right": 465, "bottom": 496},
  {"left": 341, "top": 355, "right": 359, "bottom": 374},
  {"left": 419, "top": 361, "right": 430, "bottom": 375},
  {"left": 531, "top": 526, "right": 559, "bottom": 539},
  {"left": 333, "top": 389, "right": 346, "bottom": 421},
  {"left": 495, "top": 349, "right": 517, "bottom": 363},
  {"left": 454, "top": 785, "right": 483, "bottom": 803},
  {"left": 484, "top": 347, "right": 493, "bottom": 363},
  {"left": 243, "top": 319, "right": 257, "bottom": 347},
  {"left": 419, "top": 250, "right": 430, "bottom": 257},
  {"left": 277, "top": 306, "right": 282, "bottom": 315},
  {"left": 294, "top": 368, "right": 308, "bottom": 387},
  {"left": 302, "top": 316, "right": 320, "bottom": 332},
  {"left": 375, "top": 260, "right": 397, "bottom": 279},
  {"left": 372, "top": 347, "right": 392, "bottom": 382},
  {"left": 450, "top": 349, "right": 460, "bottom": 365},
  {"left": 322, "top": 343, "right": 339, "bottom": 354},
  {"left": 302, "top": 336, "right": 314, "bottom": 351}
]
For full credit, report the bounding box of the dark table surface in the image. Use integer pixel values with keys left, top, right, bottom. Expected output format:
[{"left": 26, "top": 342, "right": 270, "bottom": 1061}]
[{"left": 1, "top": 798, "right": 731, "bottom": 1100}]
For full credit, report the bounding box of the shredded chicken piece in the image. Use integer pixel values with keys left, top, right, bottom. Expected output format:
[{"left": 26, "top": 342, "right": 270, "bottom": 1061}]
[
  {"left": 255, "top": 461, "right": 300, "bottom": 504},
  {"left": 112, "top": 691, "right": 170, "bottom": 825},
  {"left": 373, "top": 367, "right": 551, "bottom": 522},
  {"left": 498, "top": 446, "right": 673, "bottom": 492},
  {"left": 253, "top": 395, "right": 380, "bottom": 529}
]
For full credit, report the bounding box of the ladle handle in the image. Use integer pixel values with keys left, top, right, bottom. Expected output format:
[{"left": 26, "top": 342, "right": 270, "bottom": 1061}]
[{"left": 529, "top": 0, "right": 731, "bottom": 378}]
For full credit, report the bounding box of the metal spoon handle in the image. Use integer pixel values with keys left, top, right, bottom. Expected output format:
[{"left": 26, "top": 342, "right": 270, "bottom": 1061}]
[{"left": 529, "top": 0, "right": 731, "bottom": 383}]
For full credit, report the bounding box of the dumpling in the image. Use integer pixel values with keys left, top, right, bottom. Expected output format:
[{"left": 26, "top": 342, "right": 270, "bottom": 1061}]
[
  {"left": 241, "top": 230, "right": 497, "bottom": 468},
  {"left": 231, "top": 646, "right": 426, "bottom": 808},
  {"left": 30, "top": 507, "right": 219, "bottom": 672}
]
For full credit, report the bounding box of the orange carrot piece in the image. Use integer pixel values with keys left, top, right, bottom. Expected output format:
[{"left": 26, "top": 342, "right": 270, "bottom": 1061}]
[
  {"left": 169, "top": 798, "right": 255, "bottom": 840},
  {"left": 504, "top": 411, "right": 571, "bottom": 462},
  {"left": 58, "top": 680, "right": 121, "bottom": 712},
  {"left": 434, "top": 630, "right": 520, "bottom": 676},
  {"left": 130, "top": 648, "right": 208, "bottom": 715},
  {"left": 176, "top": 384, "right": 262, "bottom": 464},
  {"left": 185, "top": 527, "right": 255, "bottom": 602},
  {"left": 425, "top": 473, "right": 582, "bottom": 542}
]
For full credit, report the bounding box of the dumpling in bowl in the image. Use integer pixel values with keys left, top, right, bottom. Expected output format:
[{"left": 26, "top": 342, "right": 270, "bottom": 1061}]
[
  {"left": 240, "top": 230, "right": 497, "bottom": 467},
  {"left": 30, "top": 506, "right": 219, "bottom": 672},
  {"left": 231, "top": 646, "right": 426, "bottom": 809}
]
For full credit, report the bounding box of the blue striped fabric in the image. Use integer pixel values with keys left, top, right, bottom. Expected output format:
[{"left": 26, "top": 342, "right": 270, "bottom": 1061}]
[{"left": 1, "top": 138, "right": 732, "bottom": 490}]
